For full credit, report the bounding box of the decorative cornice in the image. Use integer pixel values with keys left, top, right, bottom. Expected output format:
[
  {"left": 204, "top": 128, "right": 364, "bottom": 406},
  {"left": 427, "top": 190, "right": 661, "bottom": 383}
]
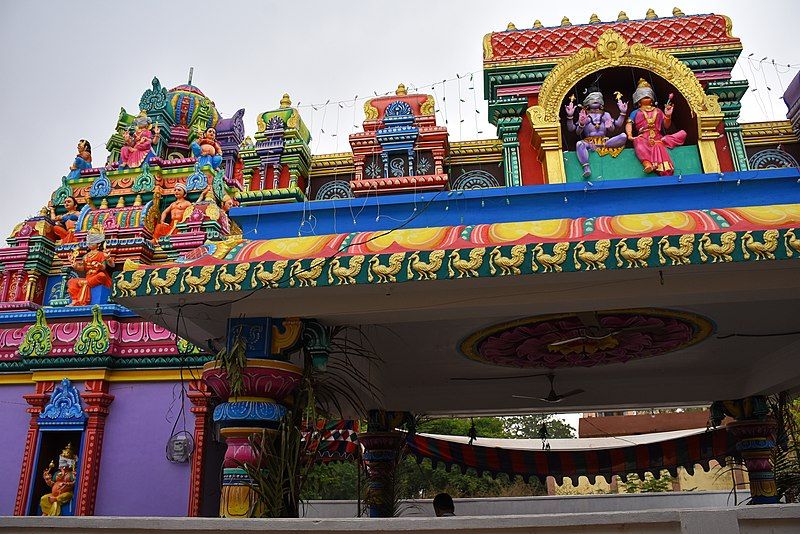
[
  {"left": 742, "top": 121, "right": 797, "bottom": 146},
  {"left": 310, "top": 152, "right": 355, "bottom": 178},
  {"left": 448, "top": 139, "right": 503, "bottom": 165}
]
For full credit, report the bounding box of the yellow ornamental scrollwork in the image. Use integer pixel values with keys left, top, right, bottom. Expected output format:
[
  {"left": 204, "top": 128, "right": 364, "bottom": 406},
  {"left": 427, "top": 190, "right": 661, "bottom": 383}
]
[
  {"left": 407, "top": 250, "right": 446, "bottom": 280},
  {"left": 489, "top": 245, "right": 526, "bottom": 276},
  {"left": 215, "top": 263, "right": 250, "bottom": 291},
  {"left": 251, "top": 260, "right": 289, "bottom": 288},
  {"left": 573, "top": 240, "right": 611, "bottom": 270},
  {"left": 363, "top": 100, "right": 379, "bottom": 121},
  {"left": 741, "top": 230, "right": 779, "bottom": 261},
  {"left": 447, "top": 248, "right": 486, "bottom": 278},
  {"left": 483, "top": 33, "right": 494, "bottom": 60},
  {"left": 115, "top": 270, "right": 147, "bottom": 298},
  {"left": 367, "top": 253, "right": 405, "bottom": 284},
  {"left": 179, "top": 265, "right": 215, "bottom": 293},
  {"left": 615, "top": 237, "right": 653, "bottom": 268},
  {"left": 289, "top": 257, "right": 326, "bottom": 287},
  {"left": 698, "top": 232, "right": 736, "bottom": 263},
  {"left": 657, "top": 234, "right": 695, "bottom": 266},
  {"left": 327, "top": 256, "right": 365, "bottom": 285},
  {"left": 785, "top": 229, "right": 800, "bottom": 257},
  {"left": 147, "top": 267, "right": 180, "bottom": 295},
  {"left": 532, "top": 242, "right": 569, "bottom": 273},
  {"left": 420, "top": 95, "right": 436, "bottom": 116}
]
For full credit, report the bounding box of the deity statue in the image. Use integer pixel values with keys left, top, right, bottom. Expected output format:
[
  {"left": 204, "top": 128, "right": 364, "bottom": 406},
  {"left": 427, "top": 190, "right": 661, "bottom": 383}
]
[
  {"left": 119, "top": 111, "right": 160, "bottom": 169},
  {"left": 67, "top": 140, "right": 92, "bottom": 180},
  {"left": 191, "top": 126, "right": 223, "bottom": 169},
  {"left": 48, "top": 195, "right": 81, "bottom": 244},
  {"left": 40, "top": 443, "right": 77, "bottom": 516},
  {"left": 67, "top": 226, "right": 114, "bottom": 306},
  {"left": 625, "top": 79, "right": 687, "bottom": 176},
  {"left": 564, "top": 87, "right": 628, "bottom": 178},
  {"left": 152, "top": 183, "right": 192, "bottom": 242}
]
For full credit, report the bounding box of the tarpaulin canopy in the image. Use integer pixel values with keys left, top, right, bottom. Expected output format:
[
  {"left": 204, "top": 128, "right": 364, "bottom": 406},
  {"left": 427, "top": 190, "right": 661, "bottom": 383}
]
[{"left": 406, "top": 427, "right": 736, "bottom": 484}]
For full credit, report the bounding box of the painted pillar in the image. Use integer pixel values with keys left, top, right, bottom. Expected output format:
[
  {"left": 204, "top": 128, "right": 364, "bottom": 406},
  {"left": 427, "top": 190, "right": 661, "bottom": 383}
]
[
  {"left": 727, "top": 418, "right": 779, "bottom": 504},
  {"left": 76, "top": 379, "right": 114, "bottom": 516},
  {"left": 711, "top": 395, "right": 778, "bottom": 505},
  {"left": 187, "top": 380, "right": 209, "bottom": 517},
  {"left": 497, "top": 116, "right": 523, "bottom": 187},
  {"left": 359, "top": 432, "right": 406, "bottom": 518},
  {"left": 201, "top": 317, "right": 303, "bottom": 518},
  {"left": 14, "top": 381, "right": 54, "bottom": 516}
]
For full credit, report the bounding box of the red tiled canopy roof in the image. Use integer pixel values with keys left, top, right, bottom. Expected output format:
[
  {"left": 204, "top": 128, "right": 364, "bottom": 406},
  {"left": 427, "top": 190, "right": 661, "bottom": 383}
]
[{"left": 486, "top": 14, "right": 740, "bottom": 65}]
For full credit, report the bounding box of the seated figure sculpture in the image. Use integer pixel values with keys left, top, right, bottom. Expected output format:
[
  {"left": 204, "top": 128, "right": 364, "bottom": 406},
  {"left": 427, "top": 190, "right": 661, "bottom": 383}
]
[
  {"left": 67, "top": 140, "right": 92, "bottom": 180},
  {"left": 626, "top": 79, "right": 687, "bottom": 176},
  {"left": 119, "top": 111, "right": 160, "bottom": 169},
  {"left": 152, "top": 183, "right": 192, "bottom": 243},
  {"left": 40, "top": 443, "right": 77, "bottom": 516},
  {"left": 67, "top": 226, "right": 114, "bottom": 306},
  {"left": 564, "top": 88, "right": 628, "bottom": 178},
  {"left": 48, "top": 196, "right": 81, "bottom": 244},
  {"left": 191, "top": 126, "right": 223, "bottom": 169}
]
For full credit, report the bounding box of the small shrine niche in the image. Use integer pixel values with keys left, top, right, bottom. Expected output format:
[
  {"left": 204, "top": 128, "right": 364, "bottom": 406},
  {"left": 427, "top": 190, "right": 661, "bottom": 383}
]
[
  {"left": 559, "top": 67, "right": 701, "bottom": 182},
  {"left": 29, "top": 379, "right": 86, "bottom": 516},
  {"left": 349, "top": 84, "right": 449, "bottom": 195}
]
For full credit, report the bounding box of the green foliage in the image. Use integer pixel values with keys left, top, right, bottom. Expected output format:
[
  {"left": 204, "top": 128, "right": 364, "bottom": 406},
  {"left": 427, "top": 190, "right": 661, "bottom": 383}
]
[
  {"left": 302, "top": 415, "right": 574, "bottom": 501},
  {"left": 619, "top": 471, "right": 674, "bottom": 493},
  {"left": 504, "top": 415, "right": 576, "bottom": 439},
  {"left": 769, "top": 393, "right": 800, "bottom": 503}
]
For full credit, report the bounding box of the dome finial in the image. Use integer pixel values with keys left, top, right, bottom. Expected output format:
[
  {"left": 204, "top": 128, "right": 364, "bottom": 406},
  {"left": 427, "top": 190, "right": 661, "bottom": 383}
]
[
  {"left": 589, "top": 13, "right": 601, "bottom": 23},
  {"left": 617, "top": 11, "right": 629, "bottom": 21},
  {"left": 396, "top": 83, "right": 408, "bottom": 96},
  {"left": 645, "top": 8, "right": 658, "bottom": 19},
  {"left": 672, "top": 7, "right": 685, "bottom": 16},
  {"left": 506, "top": 22, "right": 517, "bottom": 30},
  {"left": 187, "top": 66, "right": 194, "bottom": 85},
  {"left": 533, "top": 19, "right": 542, "bottom": 28},
  {"left": 280, "top": 93, "right": 291, "bottom": 108},
  {"left": 561, "top": 16, "right": 571, "bottom": 27}
]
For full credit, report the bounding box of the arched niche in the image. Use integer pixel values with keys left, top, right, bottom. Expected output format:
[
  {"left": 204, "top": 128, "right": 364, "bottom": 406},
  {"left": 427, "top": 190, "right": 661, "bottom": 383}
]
[{"left": 526, "top": 30, "right": 723, "bottom": 184}]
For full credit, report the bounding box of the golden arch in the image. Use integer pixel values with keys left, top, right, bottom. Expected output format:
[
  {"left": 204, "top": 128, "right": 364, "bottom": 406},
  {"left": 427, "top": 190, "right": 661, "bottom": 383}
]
[{"left": 526, "top": 30, "right": 723, "bottom": 183}]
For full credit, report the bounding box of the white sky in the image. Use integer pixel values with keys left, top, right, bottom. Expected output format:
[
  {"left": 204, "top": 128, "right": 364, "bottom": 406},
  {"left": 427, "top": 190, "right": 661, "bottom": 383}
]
[{"left": 0, "top": 0, "right": 796, "bottom": 239}]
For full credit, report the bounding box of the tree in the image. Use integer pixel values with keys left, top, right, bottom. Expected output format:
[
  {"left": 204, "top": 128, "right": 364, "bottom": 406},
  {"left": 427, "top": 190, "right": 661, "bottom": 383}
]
[{"left": 503, "top": 415, "right": 576, "bottom": 439}]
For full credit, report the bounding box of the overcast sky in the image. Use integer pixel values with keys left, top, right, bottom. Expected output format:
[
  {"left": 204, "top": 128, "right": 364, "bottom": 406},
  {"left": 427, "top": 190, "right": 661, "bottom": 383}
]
[{"left": 0, "top": 0, "right": 796, "bottom": 238}]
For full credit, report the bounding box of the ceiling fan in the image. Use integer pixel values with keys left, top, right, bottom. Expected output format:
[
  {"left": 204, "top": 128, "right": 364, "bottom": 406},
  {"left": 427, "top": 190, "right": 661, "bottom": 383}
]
[{"left": 512, "top": 373, "right": 585, "bottom": 404}]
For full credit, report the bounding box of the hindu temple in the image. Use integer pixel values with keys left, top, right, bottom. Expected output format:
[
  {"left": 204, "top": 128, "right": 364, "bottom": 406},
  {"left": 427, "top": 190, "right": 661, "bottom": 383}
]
[{"left": 2, "top": 7, "right": 800, "bottom": 532}]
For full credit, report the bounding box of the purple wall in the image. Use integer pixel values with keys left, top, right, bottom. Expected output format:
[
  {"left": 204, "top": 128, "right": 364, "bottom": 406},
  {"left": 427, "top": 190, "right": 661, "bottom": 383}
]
[
  {"left": 0, "top": 384, "right": 34, "bottom": 515},
  {"left": 94, "top": 382, "right": 194, "bottom": 516}
]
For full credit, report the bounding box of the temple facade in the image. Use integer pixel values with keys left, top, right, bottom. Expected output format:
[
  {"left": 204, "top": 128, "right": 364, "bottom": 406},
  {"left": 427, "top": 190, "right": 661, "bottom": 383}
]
[{"left": 1, "top": 8, "right": 800, "bottom": 520}]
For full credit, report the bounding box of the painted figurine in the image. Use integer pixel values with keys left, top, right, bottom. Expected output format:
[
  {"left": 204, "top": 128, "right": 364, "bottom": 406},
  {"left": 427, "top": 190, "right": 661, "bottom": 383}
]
[
  {"left": 67, "top": 226, "right": 114, "bottom": 306},
  {"left": 191, "top": 126, "right": 223, "bottom": 169},
  {"left": 564, "top": 88, "right": 628, "bottom": 178},
  {"left": 119, "top": 111, "right": 160, "bottom": 169},
  {"left": 625, "top": 79, "right": 687, "bottom": 176},
  {"left": 40, "top": 443, "right": 77, "bottom": 516},
  {"left": 48, "top": 196, "right": 81, "bottom": 244},
  {"left": 152, "top": 183, "right": 192, "bottom": 242},
  {"left": 67, "top": 140, "right": 92, "bottom": 179}
]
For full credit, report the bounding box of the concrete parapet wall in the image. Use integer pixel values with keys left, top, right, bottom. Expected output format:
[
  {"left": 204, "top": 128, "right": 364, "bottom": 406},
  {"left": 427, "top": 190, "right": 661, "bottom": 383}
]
[
  {"left": 303, "top": 491, "right": 736, "bottom": 517},
  {"left": 2, "top": 505, "right": 800, "bottom": 533}
]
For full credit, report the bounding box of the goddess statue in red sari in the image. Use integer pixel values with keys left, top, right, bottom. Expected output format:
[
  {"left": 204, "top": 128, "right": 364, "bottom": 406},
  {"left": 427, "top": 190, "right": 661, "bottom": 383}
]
[{"left": 625, "top": 79, "right": 687, "bottom": 176}]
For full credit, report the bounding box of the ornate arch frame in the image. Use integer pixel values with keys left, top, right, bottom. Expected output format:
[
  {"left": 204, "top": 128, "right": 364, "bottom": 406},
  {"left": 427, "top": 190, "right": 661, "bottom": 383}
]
[{"left": 526, "top": 30, "right": 724, "bottom": 183}]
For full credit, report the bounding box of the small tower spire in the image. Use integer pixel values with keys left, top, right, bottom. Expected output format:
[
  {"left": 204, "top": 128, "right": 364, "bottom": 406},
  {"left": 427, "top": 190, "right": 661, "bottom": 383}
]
[{"left": 188, "top": 67, "right": 194, "bottom": 85}]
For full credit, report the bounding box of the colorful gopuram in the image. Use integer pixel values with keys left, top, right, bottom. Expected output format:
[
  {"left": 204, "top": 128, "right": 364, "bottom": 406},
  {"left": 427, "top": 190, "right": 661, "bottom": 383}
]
[{"left": 1, "top": 7, "right": 800, "bottom": 521}]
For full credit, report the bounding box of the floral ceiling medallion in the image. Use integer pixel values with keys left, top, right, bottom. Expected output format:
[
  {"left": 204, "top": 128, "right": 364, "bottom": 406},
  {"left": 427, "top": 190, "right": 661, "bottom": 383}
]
[{"left": 460, "top": 308, "right": 714, "bottom": 369}]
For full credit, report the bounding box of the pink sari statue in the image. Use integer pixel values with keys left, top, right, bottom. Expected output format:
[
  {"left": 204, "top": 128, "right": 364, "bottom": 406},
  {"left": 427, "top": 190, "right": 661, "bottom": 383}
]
[
  {"left": 626, "top": 79, "right": 687, "bottom": 176},
  {"left": 119, "top": 112, "right": 160, "bottom": 169}
]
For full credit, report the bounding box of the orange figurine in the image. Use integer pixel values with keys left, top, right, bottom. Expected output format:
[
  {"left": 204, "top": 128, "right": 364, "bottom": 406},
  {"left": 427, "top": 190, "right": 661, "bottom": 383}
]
[
  {"left": 67, "top": 226, "right": 114, "bottom": 306},
  {"left": 152, "top": 183, "right": 193, "bottom": 243}
]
